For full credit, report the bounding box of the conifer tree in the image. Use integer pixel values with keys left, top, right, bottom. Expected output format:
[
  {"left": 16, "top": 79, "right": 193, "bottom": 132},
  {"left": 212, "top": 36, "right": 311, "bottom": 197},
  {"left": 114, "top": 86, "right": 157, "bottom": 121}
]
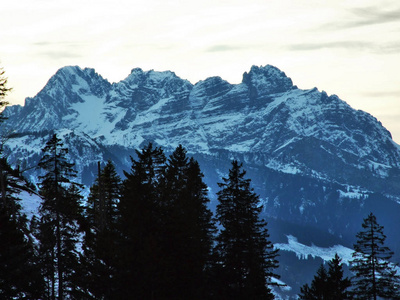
[
  {"left": 116, "top": 143, "right": 166, "bottom": 299},
  {"left": 0, "top": 157, "right": 22, "bottom": 216},
  {"left": 328, "top": 254, "right": 352, "bottom": 299},
  {"left": 87, "top": 160, "right": 121, "bottom": 231},
  {"left": 0, "top": 210, "right": 44, "bottom": 299},
  {"left": 162, "top": 145, "right": 216, "bottom": 299},
  {"left": 35, "top": 133, "right": 84, "bottom": 300},
  {"left": 299, "top": 254, "right": 351, "bottom": 300},
  {"left": 117, "top": 144, "right": 216, "bottom": 299},
  {"left": 0, "top": 66, "right": 10, "bottom": 122},
  {"left": 350, "top": 213, "right": 400, "bottom": 299},
  {"left": 299, "top": 264, "right": 329, "bottom": 300},
  {"left": 80, "top": 160, "right": 121, "bottom": 299},
  {"left": 213, "top": 160, "right": 279, "bottom": 300},
  {"left": 0, "top": 159, "right": 44, "bottom": 299},
  {"left": 0, "top": 67, "right": 44, "bottom": 298}
]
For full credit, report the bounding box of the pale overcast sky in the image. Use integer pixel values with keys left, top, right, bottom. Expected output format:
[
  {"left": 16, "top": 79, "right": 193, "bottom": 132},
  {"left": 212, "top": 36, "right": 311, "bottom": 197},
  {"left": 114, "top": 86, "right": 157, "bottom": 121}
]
[{"left": 1, "top": 0, "right": 400, "bottom": 141}]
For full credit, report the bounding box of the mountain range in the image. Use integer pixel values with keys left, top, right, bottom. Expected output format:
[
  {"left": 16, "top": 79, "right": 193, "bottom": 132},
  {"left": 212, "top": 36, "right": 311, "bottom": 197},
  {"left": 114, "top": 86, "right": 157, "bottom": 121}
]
[{"left": 3, "top": 64, "right": 400, "bottom": 298}]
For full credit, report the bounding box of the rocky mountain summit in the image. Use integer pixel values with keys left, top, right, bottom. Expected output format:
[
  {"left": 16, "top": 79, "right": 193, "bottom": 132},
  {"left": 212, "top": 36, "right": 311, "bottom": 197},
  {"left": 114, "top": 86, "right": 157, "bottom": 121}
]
[
  {"left": 3, "top": 64, "right": 400, "bottom": 297},
  {"left": 4, "top": 64, "right": 400, "bottom": 190}
]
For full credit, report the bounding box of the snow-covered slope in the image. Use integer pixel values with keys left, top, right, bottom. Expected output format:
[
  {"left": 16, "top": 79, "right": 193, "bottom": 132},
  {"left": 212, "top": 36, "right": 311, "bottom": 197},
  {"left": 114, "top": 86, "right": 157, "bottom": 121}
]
[
  {"left": 276, "top": 235, "right": 353, "bottom": 263},
  {"left": 4, "top": 64, "right": 400, "bottom": 183}
]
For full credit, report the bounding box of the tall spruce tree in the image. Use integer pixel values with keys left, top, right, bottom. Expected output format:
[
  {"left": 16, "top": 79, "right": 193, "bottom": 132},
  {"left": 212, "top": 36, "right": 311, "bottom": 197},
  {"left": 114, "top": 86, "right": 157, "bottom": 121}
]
[
  {"left": 299, "top": 254, "right": 351, "bottom": 300},
  {"left": 117, "top": 144, "right": 216, "bottom": 299},
  {"left": 328, "top": 254, "right": 352, "bottom": 300},
  {"left": 80, "top": 160, "right": 121, "bottom": 299},
  {"left": 299, "top": 264, "right": 329, "bottom": 300},
  {"left": 0, "top": 66, "right": 44, "bottom": 298},
  {"left": 162, "top": 145, "right": 215, "bottom": 299},
  {"left": 0, "top": 66, "right": 10, "bottom": 122},
  {"left": 0, "top": 158, "right": 44, "bottom": 299},
  {"left": 86, "top": 160, "right": 121, "bottom": 231},
  {"left": 116, "top": 143, "right": 167, "bottom": 299},
  {"left": 350, "top": 213, "right": 400, "bottom": 299},
  {"left": 213, "top": 160, "right": 279, "bottom": 300},
  {"left": 35, "top": 134, "right": 84, "bottom": 300}
]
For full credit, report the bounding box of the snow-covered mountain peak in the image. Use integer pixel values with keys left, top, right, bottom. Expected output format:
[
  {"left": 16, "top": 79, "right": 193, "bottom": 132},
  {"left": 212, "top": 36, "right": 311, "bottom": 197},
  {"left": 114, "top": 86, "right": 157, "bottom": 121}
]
[
  {"left": 45, "top": 66, "right": 99, "bottom": 87},
  {"left": 1, "top": 66, "right": 112, "bottom": 133},
  {"left": 242, "top": 64, "right": 296, "bottom": 95},
  {"left": 29, "top": 65, "right": 110, "bottom": 105},
  {"left": 189, "top": 76, "right": 233, "bottom": 110},
  {"left": 123, "top": 67, "right": 146, "bottom": 85},
  {"left": 52, "top": 65, "right": 83, "bottom": 79},
  {"left": 193, "top": 76, "right": 232, "bottom": 92},
  {"left": 129, "top": 67, "right": 145, "bottom": 75},
  {"left": 124, "top": 67, "right": 191, "bottom": 88}
]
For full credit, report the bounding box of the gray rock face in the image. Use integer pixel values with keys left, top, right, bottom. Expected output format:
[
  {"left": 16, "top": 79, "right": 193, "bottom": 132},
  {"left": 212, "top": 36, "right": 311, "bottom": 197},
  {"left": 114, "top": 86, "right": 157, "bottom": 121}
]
[{"left": 4, "top": 62, "right": 400, "bottom": 194}]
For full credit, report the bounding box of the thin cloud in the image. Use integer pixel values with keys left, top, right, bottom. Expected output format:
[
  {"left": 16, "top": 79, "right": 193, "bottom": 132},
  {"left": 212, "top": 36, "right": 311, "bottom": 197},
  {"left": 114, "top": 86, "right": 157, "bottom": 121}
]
[
  {"left": 348, "top": 5, "right": 400, "bottom": 28},
  {"left": 37, "top": 50, "right": 83, "bottom": 60},
  {"left": 287, "top": 41, "right": 373, "bottom": 51},
  {"left": 287, "top": 41, "right": 400, "bottom": 55},
  {"left": 32, "top": 41, "right": 52, "bottom": 47},
  {"left": 361, "top": 90, "right": 400, "bottom": 98},
  {"left": 32, "top": 41, "right": 87, "bottom": 60},
  {"left": 32, "top": 41, "right": 89, "bottom": 47},
  {"left": 377, "top": 42, "right": 400, "bottom": 54},
  {"left": 206, "top": 44, "right": 244, "bottom": 52},
  {"left": 319, "top": 5, "right": 400, "bottom": 31}
]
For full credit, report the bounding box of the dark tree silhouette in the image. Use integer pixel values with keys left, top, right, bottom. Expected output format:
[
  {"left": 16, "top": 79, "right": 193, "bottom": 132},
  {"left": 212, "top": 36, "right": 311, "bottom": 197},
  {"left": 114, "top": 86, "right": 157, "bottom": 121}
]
[
  {"left": 117, "top": 144, "right": 216, "bottom": 299},
  {"left": 0, "top": 66, "right": 10, "bottom": 121},
  {"left": 162, "top": 145, "right": 216, "bottom": 299},
  {"left": 299, "top": 254, "right": 351, "bottom": 300},
  {"left": 213, "top": 160, "right": 279, "bottom": 300},
  {"left": 350, "top": 213, "right": 400, "bottom": 299},
  {"left": 0, "top": 159, "right": 44, "bottom": 299},
  {"left": 35, "top": 134, "right": 84, "bottom": 300},
  {"left": 80, "top": 160, "right": 121, "bottom": 299},
  {"left": 0, "top": 66, "right": 44, "bottom": 299},
  {"left": 116, "top": 143, "right": 167, "bottom": 299}
]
